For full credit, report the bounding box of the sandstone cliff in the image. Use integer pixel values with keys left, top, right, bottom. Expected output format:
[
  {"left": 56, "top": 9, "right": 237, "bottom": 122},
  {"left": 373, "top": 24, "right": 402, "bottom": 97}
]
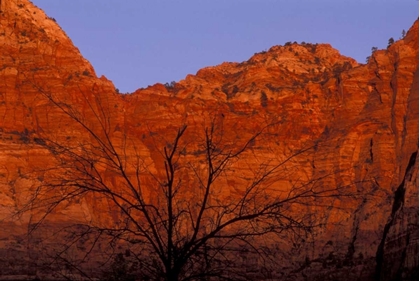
[{"left": 0, "top": 0, "right": 417, "bottom": 280}]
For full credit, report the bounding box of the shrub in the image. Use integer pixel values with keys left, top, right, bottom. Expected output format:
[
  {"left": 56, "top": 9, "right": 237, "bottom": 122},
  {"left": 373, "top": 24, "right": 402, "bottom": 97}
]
[
  {"left": 260, "top": 91, "right": 268, "bottom": 108},
  {"left": 164, "top": 81, "right": 176, "bottom": 89},
  {"left": 387, "top": 37, "right": 394, "bottom": 48}
]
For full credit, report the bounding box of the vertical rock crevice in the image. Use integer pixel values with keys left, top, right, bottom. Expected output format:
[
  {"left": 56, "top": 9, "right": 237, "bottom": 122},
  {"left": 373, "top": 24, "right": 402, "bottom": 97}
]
[{"left": 374, "top": 150, "right": 418, "bottom": 281}]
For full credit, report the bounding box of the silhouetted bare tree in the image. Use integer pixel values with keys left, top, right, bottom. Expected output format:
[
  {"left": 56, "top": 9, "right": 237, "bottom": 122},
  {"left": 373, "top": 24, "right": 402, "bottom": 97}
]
[{"left": 21, "top": 88, "right": 355, "bottom": 281}]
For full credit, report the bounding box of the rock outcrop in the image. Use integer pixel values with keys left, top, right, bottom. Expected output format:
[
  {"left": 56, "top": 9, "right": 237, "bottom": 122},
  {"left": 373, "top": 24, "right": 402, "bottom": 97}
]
[{"left": 0, "top": 0, "right": 417, "bottom": 280}]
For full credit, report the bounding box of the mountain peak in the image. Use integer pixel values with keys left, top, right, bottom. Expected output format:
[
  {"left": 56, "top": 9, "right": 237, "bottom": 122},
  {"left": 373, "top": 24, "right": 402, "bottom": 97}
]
[{"left": 0, "top": 0, "right": 95, "bottom": 76}]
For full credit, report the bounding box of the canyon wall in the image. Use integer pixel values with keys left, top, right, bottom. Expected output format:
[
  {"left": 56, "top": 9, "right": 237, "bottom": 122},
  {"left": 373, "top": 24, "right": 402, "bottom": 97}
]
[{"left": 0, "top": 0, "right": 417, "bottom": 280}]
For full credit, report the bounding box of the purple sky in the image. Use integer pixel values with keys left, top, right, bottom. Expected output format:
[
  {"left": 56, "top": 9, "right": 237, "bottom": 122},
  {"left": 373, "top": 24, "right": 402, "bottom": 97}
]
[{"left": 31, "top": 0, "right": 418, "bottom": 93}]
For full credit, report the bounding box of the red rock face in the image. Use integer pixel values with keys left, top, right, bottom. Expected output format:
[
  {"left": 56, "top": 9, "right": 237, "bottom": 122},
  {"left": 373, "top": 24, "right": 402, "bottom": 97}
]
[{"left": 0, "top": 0, "right": 417, "bottom": 280}]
